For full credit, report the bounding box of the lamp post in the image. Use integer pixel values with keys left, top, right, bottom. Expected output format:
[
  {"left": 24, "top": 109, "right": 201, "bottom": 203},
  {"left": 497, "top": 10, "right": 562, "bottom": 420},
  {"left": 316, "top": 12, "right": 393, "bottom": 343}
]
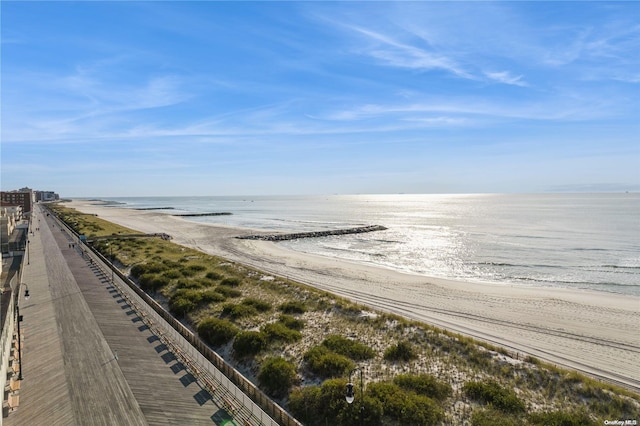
[
  {"left": 110, "top": 243, "right": 114, "bottom": 284},
  {"left": 16, "top": 305, "right": 23, "bottom": 380},
  {"left": 16, "top": 283, "right": 28, "bottom": 381},
  {"left": 345, "top": 367, "right": 365, "bottom": 426},
  {"left": 27, "top": 240, "right": 30, "bottom": 265}
]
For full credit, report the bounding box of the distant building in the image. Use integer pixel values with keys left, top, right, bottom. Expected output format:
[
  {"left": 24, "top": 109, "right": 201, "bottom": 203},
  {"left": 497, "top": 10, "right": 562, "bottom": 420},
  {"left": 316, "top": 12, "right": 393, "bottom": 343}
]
[
  {"left": 0, "top": 190, "right": 34, "bottom": 214},
  {"left": 35, "top": 190, "right": 59, "bottom": 202}
]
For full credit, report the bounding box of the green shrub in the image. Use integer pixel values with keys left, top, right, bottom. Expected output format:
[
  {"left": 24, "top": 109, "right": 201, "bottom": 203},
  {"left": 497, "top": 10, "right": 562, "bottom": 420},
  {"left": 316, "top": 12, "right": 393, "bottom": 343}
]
[
  {"left": 162, "top": 259, "right": 181, "bottom": 268},
  {"left": 279, "top": 301, "right": 307, "bottom": 314},
  {"left": 220, "top": 277, "right": 242, "bottom": 287},
  {"left": 206, "top": 271, "right": 223, "bottom": 280},
  {"left": 464, "top": 380, "right": 526, "bottom": 414},
  {"left": 258, "top": 357, "right": 297, "bottom": 398},
  {"left": 131, "top": 262, "right": 167, "bottom": 278},
  {"left": 138, "top": 273, "right": 170, "bottom": 292},
  {"left": 471, "top": 408, "right": 519, "bottom": 426},
  {"left": 242, "top": 297, "right": 272, "bottom": 313},
  {"left": 383, "top": 340, "right": 417, "bottom": 362},
  {"left": 394, "top": 393, "right": 443, "bottom": 425},
  {"left": 528, "top": 410, "right": 597, "bottom": 426},
  {"left": 169, "top": 288, "right": 222, "bottom": 316},
  {"left": 278, "top": 314, "right": 305, "bottom": 331},
  {"left": 322, "top": 335, "right": 375, "bottom": 361},
  {"left": 197, "top": 318, "right": 239, "bottom": 347},
  {"left": 169, "top": 289, "right": 202, "bottom": 316},
  {"left": 221, "top": 303, "right": 258, "bottom": 319},
  {"left": 216, "top": 286, "right": 242, "bottom": 298},
  {"left": 313, "top": 379, "right": 352, "bottom": 422},
  {"left": 169, "top": 296, "right": 197, "bottom": 317},
  {"left": 288, "top": 386, "right": 323, "bottom": 425},
  {"left": 393, "top": 373, "right": 452, "bottom": 401},
  {"left": 163, "top": 269, "right": 182, "bottom": 279},
  {"left": 468, "top": 347, "right": 493, "bottom": 369},
  {"left": 186, "top": 264, "right": 207, "bottom": 273},
  {"left": 233, "top": 331, "right": 268, "bottom": 358},
  {"left": 290, "top": 379, "right": 383, "bottom": 426},
  {"left": 200, "top": 288, "right": 225, "bottom": 304},
  {"left": 261, "top": 322, "right": 302, "bottom": 343},
  {"left": 180, "top": 267, "right": 197, "bottom": 277},
  {"left": 175, "top": 279, "right": 205, "bottom": 289},
  {"left": 304, "top": 346, "right": 354, "bottom": 378},
  {"left": 366, "top": 382, "right": 443, "bottom": 425}
]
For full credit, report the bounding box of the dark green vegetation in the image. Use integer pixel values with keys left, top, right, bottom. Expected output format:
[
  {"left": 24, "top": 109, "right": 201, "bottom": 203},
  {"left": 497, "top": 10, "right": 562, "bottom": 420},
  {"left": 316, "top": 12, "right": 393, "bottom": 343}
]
[
  {"left": 50, "top": 204, "right": 640, "bottom": 425},
  {"left": 383, "top": 340, "right": 417, "bottom": 362},
  {"left": 258, "top": 357, "right": 298, "bottom": 398},
  {"left": 464, "top": 380, "right": 526, "bottom": 414}
]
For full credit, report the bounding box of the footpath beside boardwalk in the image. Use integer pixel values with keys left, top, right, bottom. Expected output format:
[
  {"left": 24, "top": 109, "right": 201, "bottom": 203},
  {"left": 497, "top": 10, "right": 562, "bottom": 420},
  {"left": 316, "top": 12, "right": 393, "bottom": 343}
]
[{"left": 5, "top": 205, "right": 244, "bottom": 425}]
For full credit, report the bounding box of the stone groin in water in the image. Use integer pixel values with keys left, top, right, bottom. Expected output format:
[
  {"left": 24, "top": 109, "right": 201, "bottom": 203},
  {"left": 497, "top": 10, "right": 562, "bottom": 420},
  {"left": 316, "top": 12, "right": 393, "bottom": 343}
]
[
  {"left": 135, "top": 207, "right": 175, "bottom": 210},
  {"left": 237, "top": 225, "right": 387, "bottom": 241},
  {"left": 173, "top": 212, "right": 233, "bottom": 217}
]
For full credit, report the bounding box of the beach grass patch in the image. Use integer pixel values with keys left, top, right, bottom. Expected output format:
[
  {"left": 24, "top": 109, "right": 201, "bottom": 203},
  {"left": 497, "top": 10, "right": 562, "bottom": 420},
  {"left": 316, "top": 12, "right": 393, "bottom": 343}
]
[
  {"left": 366, "top": 382, "right": 444, "bottom": 425},
  {"left": 321, "top": 335, "right": 375, "bottom": 361},
  {"left": 215, "top": 286, "right": 242, "bottom": 298},
  {"left": 384, "top": 340, "right": 418, "bottom": 362},
  {"left": 464, "top": 380, "right": 526, "bottom": 414},
  {"left": 527, "top": 409, "right": 596, "bottom": 426},
  {"left": 393, "top": 373, "right": 452, "bottom": 401},
  {"left": 287, "top": 385, "right": 323, "bottom": 425},
  {"left": 138, "top": 273, "right": 170, "bottom": 292},
  {"left": 175, "top": 279, "right": 206, "bottom": 289},
  {"left": 470, "top": 408, "right": 520, "bottom": 426},
  {"left": 233, "top": 331, "right": 268, "bottom": 358},
  {"left": 278, "top": 314, "right": 305, "bottom": 331},
  {"left": 131, "top": 262, "right": 168, "bottom": 278},
  {"left": 303, "top": 346, "right": 354, "bottom": 378},
  {"left": 220, "top": 277, "right": 242, "bottom": 287},
  {"left": 241, "top": 297, "right": 272, "bottom": 313},
  {"left": 200, "top": 288, "right": 226, "bottom": 304},
  {"left": 185, "top": 264, "right": 207, "bottom": 273},
  {"left": 169, "top": 296, "right": 197, "bottom": 317},
  {"left": 162, "top": 269, "right": 182, "bottom": 280},
  {"left": 260, "top": 322, "right": 302, "bottom": 343},
  {"left": 206, "top": 271, "right": 223, "bottom": 281},
  {"left": 258, "top": 357, "right": 297, "bottom": 398},
  {"left": 197, "top": 318, "right": 239, "bottom": 347},
  {"left": 279, "top": 300, "right": 307, "bottom": 314},
  {"left": 221, "top": 303, "right": 258, "bottom": 320}
]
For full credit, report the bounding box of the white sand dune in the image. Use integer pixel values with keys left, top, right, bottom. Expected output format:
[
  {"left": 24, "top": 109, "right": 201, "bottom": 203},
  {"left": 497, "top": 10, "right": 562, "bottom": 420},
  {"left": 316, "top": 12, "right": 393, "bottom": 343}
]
[{"left": 68, "top": 200, "right": 640, "bottom": 390}]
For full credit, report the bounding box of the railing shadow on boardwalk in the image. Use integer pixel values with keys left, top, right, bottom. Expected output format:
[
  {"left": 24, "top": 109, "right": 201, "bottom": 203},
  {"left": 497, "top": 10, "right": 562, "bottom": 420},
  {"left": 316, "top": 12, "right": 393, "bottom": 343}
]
[{"left": 44, "top": 205, "right": 302, "bottom": 426}]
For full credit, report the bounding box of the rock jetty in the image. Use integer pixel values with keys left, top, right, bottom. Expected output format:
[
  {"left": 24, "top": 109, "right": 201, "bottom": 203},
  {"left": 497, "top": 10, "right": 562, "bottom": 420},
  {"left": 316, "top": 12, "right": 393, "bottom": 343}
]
[
  {"left": 172, "top": 212, "right": 233, "bottom": 217},
  {"left": 237, "top": 225, "right": 387, "bottom": 241},
  {"left": 135, "top": 207, "right": 175, "bottom": 210}
]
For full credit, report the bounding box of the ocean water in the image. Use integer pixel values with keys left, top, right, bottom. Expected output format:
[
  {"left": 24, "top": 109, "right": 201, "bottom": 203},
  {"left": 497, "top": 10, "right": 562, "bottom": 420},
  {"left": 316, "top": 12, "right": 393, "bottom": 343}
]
[{"left": 99, "top": 193, "right": 640, "bottom": 296}]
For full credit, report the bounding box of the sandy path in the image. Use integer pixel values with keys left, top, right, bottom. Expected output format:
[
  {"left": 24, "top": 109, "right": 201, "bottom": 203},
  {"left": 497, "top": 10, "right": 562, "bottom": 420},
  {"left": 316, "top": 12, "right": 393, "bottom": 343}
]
[{"left": 68, "top": 200, "right": 640, "bottom": 390}]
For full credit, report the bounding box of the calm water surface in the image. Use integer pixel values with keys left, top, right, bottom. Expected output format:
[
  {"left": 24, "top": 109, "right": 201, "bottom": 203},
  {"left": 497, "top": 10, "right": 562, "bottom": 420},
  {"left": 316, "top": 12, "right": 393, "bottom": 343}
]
[{"left": 98, "top": 193, "right": 640, "bottom": 296}]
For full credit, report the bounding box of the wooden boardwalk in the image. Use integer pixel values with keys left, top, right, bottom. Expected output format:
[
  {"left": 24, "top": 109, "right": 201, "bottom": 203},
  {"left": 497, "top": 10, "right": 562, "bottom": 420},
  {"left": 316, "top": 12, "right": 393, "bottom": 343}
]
[{"left": 5, "top": 206, "right": 231, "bottom": 425}]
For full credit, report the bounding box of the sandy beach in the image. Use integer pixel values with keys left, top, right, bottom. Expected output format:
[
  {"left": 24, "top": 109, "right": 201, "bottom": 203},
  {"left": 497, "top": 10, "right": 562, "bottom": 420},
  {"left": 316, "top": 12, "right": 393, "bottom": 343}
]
[{"left": 68, "top": 200, "right": 640, "bottom": 390}]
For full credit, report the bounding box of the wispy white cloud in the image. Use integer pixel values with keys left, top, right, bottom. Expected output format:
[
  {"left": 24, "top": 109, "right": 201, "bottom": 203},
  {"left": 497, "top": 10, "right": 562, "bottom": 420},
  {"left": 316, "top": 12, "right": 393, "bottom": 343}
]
[
  {"left": 319, "top": 91, "right": 623, "bottom": 123},
  {"left": 344, "top": 24, "right": 472, "bottom": 79},
  {"left": 484, "top": 71, "right": 528, "bottom": 87},
  {"left": 60, "top": 65, "right": 190, "bottom": 113}
]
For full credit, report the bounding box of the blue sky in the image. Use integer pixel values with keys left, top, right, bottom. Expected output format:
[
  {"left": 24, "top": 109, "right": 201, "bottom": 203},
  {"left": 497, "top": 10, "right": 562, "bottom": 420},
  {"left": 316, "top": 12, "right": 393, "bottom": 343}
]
[{"left": 2, "top": 1, "right": 639, "bottom": 197}]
